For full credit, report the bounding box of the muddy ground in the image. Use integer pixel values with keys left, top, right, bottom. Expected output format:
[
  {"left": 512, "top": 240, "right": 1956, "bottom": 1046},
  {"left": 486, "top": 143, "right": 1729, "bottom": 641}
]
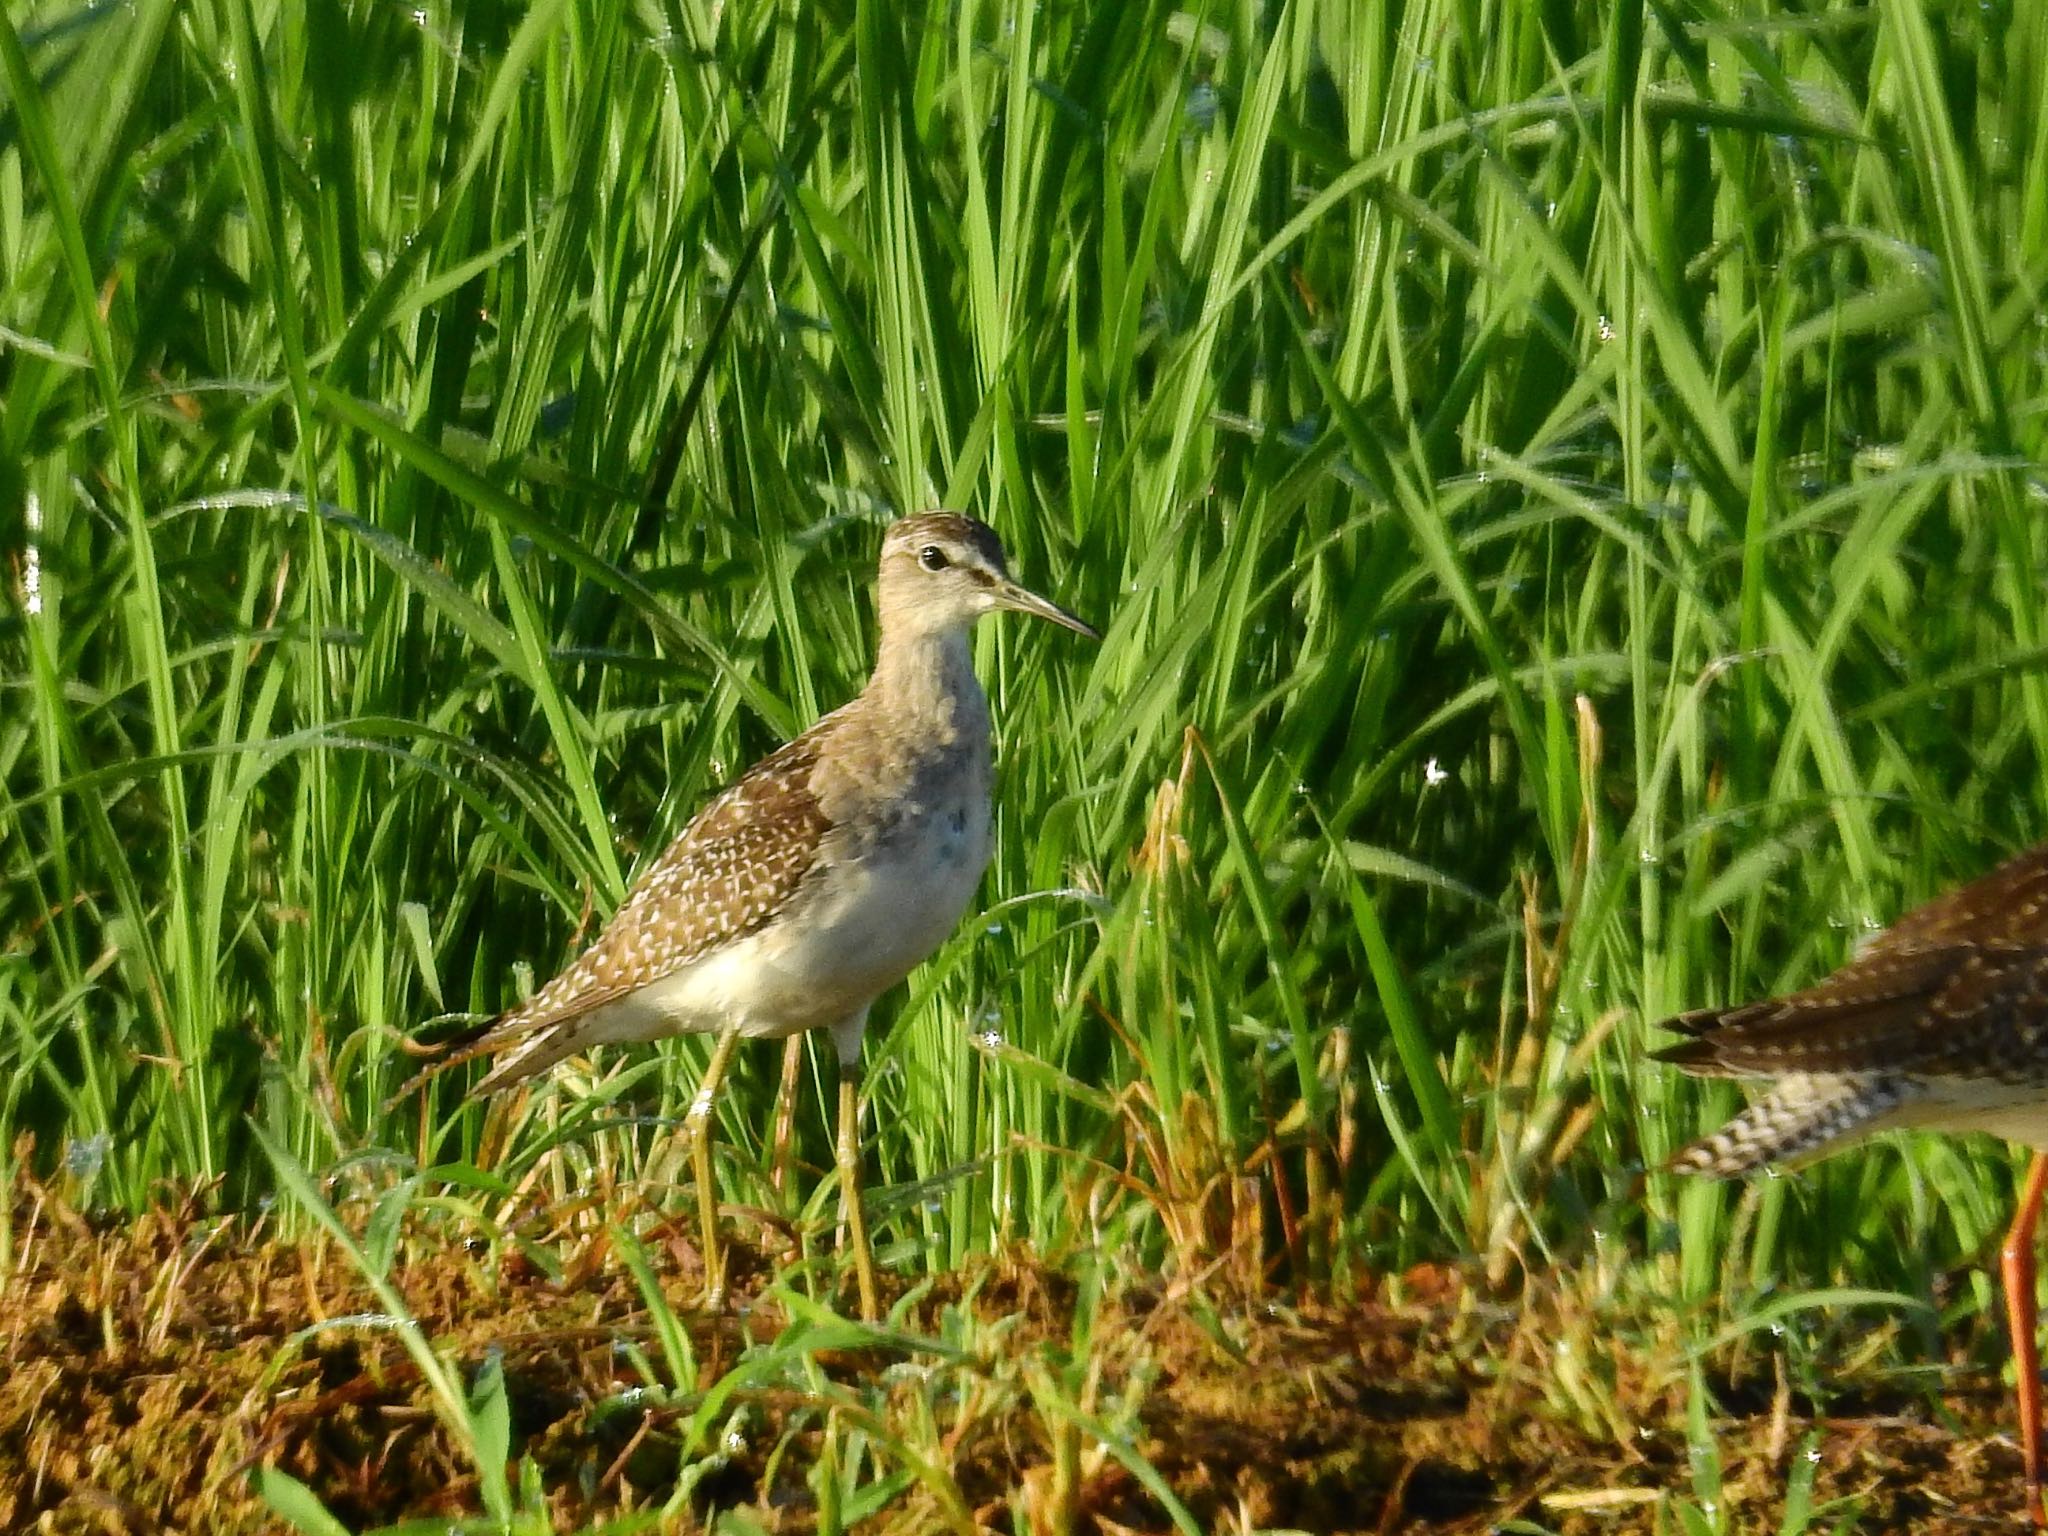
[{"left": 0, "top": 1173, "right": 2033, "bottom": 1533}]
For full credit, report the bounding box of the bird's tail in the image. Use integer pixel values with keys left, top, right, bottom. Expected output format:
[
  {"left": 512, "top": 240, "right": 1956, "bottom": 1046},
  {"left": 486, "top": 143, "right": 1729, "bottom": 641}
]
[
  {"left": 1667, "top": 1073, "right": 1921, "bottom": 1176},
  {"left": 382, "top": 1014, "right": 568, "bottom": 1114}
]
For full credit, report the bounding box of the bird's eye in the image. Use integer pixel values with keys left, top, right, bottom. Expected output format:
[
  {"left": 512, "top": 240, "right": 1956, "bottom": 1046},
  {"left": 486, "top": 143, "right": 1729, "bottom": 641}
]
[{"left": 918, "top": 544, "right": 949, "bottom": 571}]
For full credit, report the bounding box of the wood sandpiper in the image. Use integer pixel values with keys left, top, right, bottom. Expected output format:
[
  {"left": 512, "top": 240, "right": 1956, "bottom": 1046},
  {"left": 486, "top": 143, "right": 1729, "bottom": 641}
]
[
  {"left": 412, "top": 512, "right": 1096, "bottom": 1319},
  {"left": 1656, "top": 842, "right": 2048, "bottom": 1524}
]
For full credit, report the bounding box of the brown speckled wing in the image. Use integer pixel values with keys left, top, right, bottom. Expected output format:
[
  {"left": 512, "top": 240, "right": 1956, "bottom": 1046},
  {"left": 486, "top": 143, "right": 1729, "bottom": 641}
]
[
  {"left": 1657, "top": 841, "right": 2048, "bottom": 1081},
  {"left": 1859, "top": 842, "right": 2048, "bottom": 951},
  {"left": 449, "top": 735, "right": 833, "bottom": 1066}
]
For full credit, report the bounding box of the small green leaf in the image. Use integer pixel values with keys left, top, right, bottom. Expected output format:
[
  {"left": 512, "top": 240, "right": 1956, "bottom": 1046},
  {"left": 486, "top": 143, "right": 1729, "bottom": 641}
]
[
  {"left": 254, "top": 1466, "right": 352, "bottom": 1536},
  {"left": 398, "top": 901, "right": 444, "bottom": 1010},
  {"left": 468, "top": 1350, "right": 513, "bottom": 1523}
]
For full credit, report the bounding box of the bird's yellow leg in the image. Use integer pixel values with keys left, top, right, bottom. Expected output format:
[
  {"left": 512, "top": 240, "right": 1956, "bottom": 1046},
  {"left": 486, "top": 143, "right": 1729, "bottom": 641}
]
[
  {"left": 689, "top": 1028, "right": 743, "bottom": 1310},
  {"left": 836, "top": 1062, "right": 879, "bottom": 1322},
  {"left": 769, "top": 1035, "right": 805, "bottom": 1199}
]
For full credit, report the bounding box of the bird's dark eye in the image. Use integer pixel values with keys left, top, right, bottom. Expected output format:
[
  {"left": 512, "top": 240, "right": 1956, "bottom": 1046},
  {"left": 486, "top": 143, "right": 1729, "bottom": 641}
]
[{"left": 918, "top": 544, "right": 949, "bottom": 571}]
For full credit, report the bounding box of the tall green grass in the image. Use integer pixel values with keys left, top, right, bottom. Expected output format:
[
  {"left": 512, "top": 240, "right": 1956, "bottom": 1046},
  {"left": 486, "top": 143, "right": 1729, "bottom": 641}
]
[{"left": 5, "top": 0, "right": 2048, "bottom": 1363}]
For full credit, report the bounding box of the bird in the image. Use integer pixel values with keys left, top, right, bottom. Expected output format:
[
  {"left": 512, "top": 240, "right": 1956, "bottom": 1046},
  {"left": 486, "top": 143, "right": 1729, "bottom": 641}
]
[
  {"left": 1654, "top": 840, "right": 2048, "bottom": 1526},
  {"left": 404, "top": 512, "right": 1098, "bottom": 1319}
]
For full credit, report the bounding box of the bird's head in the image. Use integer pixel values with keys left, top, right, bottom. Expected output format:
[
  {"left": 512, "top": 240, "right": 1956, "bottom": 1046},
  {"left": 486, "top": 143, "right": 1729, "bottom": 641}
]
[{"left": 876, "top": 512, "right": 1098, "bottom": 642}]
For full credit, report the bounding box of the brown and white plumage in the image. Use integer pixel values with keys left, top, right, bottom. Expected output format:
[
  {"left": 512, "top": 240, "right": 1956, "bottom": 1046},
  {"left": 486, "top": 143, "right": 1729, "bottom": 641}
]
[
  {"left": 405, "top": 511, "right": 1096, "bottom": 1318},
  {"left": 418, "top": 512, "right": 1095, "bottom": 1089},
  {"left": 1655, "top": 840, "right": 2048, "bottom": 1525},
  {"left": 1656, "top": 844, "right": 2048, "bottom": 1175}
]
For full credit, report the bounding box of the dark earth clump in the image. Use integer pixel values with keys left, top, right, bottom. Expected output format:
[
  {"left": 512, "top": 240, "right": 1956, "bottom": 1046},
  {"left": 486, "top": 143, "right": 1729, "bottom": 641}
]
[{"left": 0, "top": 1169, "right": 2033, "bottom": 1533}]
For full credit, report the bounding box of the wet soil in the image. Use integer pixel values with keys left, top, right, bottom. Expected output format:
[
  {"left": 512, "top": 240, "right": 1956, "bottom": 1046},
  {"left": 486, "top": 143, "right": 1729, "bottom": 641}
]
[{"left": 0, "top": 1176, "right": 2033, "bottom": 1533}]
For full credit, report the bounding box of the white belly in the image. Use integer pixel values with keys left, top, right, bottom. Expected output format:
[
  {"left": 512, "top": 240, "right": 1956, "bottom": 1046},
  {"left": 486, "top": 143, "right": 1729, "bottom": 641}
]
[
  {"left": 1902, "top": 1081, "right": 2048, "bottom": 1150},
  {"left": 768, "top": 792, "right": 993, "bottom": 1014}
]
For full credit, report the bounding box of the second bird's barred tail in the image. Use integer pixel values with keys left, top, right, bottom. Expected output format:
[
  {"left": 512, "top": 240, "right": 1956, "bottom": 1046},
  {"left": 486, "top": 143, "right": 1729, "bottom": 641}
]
[{"left": 1667, "top": 1072, "right": 1922, "bottom": 1176}]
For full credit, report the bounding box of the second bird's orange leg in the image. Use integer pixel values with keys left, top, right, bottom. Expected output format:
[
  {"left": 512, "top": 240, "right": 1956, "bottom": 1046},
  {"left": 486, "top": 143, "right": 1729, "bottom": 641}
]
[{"left": 2002, "top": 1151, "right": 2048, "bottom": 1528}]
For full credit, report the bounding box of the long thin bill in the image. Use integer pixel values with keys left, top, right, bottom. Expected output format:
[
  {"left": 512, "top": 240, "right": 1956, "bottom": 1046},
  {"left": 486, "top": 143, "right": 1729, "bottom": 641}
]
[{"left": 997, "top": 580, "right": 1099, "bottom": 640}]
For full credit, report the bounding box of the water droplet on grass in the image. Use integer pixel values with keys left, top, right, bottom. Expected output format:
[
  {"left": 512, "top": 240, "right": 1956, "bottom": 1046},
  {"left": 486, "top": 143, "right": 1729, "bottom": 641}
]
[{"left": 65, "top": 1134, "right": 109, "bottom": 1181}]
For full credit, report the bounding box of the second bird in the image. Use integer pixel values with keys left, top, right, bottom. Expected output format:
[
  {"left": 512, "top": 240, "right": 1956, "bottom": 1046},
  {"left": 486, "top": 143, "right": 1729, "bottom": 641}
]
[
  {"left": 419, "top": 512, "right": 1098, "bottom": 1319},
  {"left": 1656, "top": 842, "right": 2048, "bottom": 1525}
]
